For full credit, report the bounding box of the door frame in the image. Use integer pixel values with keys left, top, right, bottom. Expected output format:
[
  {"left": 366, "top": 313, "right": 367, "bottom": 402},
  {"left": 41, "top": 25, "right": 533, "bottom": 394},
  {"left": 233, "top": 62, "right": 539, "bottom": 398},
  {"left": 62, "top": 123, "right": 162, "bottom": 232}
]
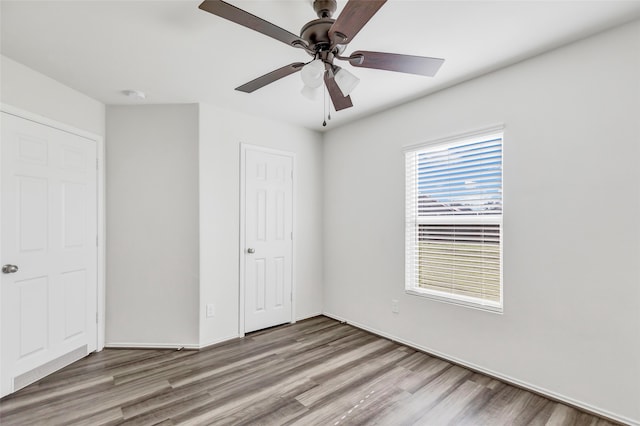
[
  {"left": 0, "top": 104, "right": 106, "bottom": 359},
  {"left": 239, "top": 143, "right": 296, "bottom": 336}
]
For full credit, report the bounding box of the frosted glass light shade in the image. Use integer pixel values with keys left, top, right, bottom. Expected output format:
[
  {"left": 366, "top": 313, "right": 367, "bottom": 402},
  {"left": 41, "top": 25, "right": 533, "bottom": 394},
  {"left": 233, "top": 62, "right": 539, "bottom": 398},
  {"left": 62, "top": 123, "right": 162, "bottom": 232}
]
[
  {"left": 301, "top": 59, "right": 325, "bottom": 89},
  {"left": 334, "top": 68, "right": 360, "bottom": 96}
]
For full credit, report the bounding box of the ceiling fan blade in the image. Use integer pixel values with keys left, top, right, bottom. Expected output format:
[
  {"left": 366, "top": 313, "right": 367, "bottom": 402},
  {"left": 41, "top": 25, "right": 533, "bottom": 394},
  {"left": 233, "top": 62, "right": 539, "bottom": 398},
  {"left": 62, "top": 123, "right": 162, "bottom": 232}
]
[
  {"left": 199, "top": 1, "right": 307, "bottom": 49},
  {"left": 329, "top": 0, "right": 387, "bottom": 45},
  {"left": 348, "top": 51, "right": 444, "bottom": 77},
  {"left": 324, "top": 73, "right": 353, "bottom": 111},
  {"left": 236, "top": 63, "right": 305, "bottom": 93}
]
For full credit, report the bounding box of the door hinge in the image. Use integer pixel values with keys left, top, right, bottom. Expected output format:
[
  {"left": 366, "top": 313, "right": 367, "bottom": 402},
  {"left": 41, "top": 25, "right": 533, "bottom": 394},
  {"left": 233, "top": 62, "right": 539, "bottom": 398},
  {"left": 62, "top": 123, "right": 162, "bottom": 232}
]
[
  {"left": 96, "top": 312, "right": 99, "bottom": 324},
  {"left": 290, "top": 231, "right": 293, "bottom": 240},
  {"left": 96, "top": 235, "right": 99, "bottom": 247},
  {"left": 96, "top": 159, "right": 99, "bottom": 170}
]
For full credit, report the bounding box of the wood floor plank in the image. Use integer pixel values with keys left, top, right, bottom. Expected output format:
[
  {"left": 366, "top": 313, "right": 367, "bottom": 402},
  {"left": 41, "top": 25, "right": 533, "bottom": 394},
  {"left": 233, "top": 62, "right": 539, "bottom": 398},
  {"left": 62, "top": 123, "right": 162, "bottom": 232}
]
[
  {"left": 459, "top": 382, "right": 554, "bottom": 426},
  {"left": 1, "top": 377, "right": 171, "bottom": 425},
  {"left": 396, "top": 355, "right": 451, "bottom": 394},
  {"left": 118, "top": 392, "right": 217, "bottom": 426},
  {"left": 65, "top": 407, "right": 124, "bottom": 426},
  {"left": 526, "top": 400, "right": 558, "bottom": 426},
  {"left": 296, "top": 348, "right": 410, "bottom": 408},
  {"left": 369, "top": 365, "right": 472, "bottom": 425},
  {"left": 330, "top": 382, "right": 413, "bottom": 426},
  {"left": 287, "top": 366, "right": 415, "bottom": 426},
  {"left": 229, "top": 398, "right": 310, "bottom": 426},
  {"left": 205, "top": 382, "right": 315, "bottom": 426},
  {"left": 414, "top": 379, "right": 486, "bottom": 425},
  {"left": 0, "top": 374, "right": 114, "bottom": 413},
  {"left": 0, "top": 316, "right": 618, "bottom": 426}
]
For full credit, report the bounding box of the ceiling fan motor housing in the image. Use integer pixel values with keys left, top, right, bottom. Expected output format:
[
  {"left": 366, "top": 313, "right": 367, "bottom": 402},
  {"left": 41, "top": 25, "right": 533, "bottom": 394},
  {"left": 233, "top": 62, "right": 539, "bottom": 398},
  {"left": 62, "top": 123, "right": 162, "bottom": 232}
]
[{"left": 300, "top": 18, "right": 335, "bottom": 53}]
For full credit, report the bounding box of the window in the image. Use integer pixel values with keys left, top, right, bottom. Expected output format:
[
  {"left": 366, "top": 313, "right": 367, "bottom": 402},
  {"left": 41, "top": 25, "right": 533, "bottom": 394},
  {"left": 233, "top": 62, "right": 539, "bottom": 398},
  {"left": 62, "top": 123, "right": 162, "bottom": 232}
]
[{"left": 405, "top": 129, "right": 503, "bottom": 312}]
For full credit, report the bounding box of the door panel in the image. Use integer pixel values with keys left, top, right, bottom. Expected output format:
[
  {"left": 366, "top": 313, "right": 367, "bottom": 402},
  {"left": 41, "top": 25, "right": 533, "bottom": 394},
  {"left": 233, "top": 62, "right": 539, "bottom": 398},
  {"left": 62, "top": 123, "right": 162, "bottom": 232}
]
[
  {"left": 62, "top": 182, "right": 87, "bottom": 248},
  {"left": 244, "top": 148, "right": 293, "bottom": 333},
  {"left": 17, "top": 134, "right": 48, "bottom": 165},
  {"left": 253, "top": 258, "right": 267, "bottom": 312},
  {"left": 18, "top": 177, "right": 49, "bottom": 252},
  {"left": 274, "top": 256, "right": 285, "bottom": 307},
  {"left": 1, "top": 112, "right": 97, "bottom": 397},
  {"left": 62, "top": 269, "right": 87, "bottom": 339},
  {"left": 17, "top": 277, "right": 49, "bottom": 358}
]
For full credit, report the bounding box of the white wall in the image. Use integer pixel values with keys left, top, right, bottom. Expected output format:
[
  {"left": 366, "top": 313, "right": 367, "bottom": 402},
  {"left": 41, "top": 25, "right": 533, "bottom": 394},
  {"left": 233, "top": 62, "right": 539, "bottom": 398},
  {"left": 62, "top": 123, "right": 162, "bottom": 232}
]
[
  {"left": 1, "top": 55, "right": 105, "bottom": 136},
  {"left": 104, "top": 102, "right": 323, "bottom": 348},
  {"left": 106, "top": 104, "right": 200, "bottom": 347},
  {"left": 323, "top": 20, "right": 640, "bottom": 424},
  {"left": 199, "top": 103, "right": 324, "bottom": 346}
]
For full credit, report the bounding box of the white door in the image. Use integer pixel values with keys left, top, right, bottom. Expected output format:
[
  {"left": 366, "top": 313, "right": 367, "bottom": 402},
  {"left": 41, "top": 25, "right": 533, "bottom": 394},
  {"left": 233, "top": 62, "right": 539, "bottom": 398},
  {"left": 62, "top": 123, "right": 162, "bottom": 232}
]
[
  {"left": 243, "top": 147, "right": 293, "bottom": 333},
  {"left": 1, "top": 112, "right": 97, "bottom": 397}
]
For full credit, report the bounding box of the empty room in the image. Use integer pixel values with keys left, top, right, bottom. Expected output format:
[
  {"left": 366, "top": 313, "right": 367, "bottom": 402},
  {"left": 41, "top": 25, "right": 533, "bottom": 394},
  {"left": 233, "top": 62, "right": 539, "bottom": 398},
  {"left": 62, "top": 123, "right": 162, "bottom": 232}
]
[{"left": 1, "top": 0, "right": 639, "bottom": 425}]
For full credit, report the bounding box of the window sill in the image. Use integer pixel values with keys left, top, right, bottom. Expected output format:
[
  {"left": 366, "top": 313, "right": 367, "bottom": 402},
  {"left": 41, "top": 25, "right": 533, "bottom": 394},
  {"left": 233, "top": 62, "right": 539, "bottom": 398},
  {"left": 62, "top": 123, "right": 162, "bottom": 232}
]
[{"left": 405, "top": 288, "right": 503, "bottom": 314}]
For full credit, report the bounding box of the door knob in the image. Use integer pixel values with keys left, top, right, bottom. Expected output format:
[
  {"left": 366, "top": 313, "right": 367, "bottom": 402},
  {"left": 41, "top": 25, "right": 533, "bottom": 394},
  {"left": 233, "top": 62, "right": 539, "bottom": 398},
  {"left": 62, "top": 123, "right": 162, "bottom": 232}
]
[
  {"left": 2, "top": 264, "right": 19, "bottom": 274},
  {"left": 247, "top": 248, "right": 255, "bottom": 254}
]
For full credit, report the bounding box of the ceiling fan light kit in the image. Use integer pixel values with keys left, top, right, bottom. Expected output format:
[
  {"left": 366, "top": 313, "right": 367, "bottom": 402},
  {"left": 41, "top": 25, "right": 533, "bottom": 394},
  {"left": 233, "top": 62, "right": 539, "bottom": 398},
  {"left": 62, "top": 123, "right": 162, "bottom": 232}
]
[
  {"left": 301, "top": 59, "right": 326, "bottom": 88},
  {"left": 198, "top": 0, "right": 444, "bottom": 119},
  {"left": 333, "top": 67, "right": 360, "bottom": 97}
]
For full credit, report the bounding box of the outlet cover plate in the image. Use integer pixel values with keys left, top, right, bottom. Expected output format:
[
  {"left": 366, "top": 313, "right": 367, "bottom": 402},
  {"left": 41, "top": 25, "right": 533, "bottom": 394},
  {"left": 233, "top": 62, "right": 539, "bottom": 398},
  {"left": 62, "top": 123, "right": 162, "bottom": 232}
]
[{"left": 206, "top": 304, "right": 215, "bottom": 317}]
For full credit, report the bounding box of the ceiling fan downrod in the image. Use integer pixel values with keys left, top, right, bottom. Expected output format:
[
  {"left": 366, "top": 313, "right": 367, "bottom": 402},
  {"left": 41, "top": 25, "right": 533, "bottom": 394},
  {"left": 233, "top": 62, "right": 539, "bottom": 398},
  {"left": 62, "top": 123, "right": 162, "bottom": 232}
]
[{"left": 313, "top": 0, "right": 337, "bottom": 19}]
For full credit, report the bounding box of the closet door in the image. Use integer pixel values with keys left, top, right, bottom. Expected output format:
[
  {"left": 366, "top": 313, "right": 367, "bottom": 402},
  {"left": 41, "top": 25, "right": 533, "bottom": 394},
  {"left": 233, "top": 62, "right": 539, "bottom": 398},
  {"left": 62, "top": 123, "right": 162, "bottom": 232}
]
[{"left": 1, "top": 112, "right": 97, "bottom": 396}]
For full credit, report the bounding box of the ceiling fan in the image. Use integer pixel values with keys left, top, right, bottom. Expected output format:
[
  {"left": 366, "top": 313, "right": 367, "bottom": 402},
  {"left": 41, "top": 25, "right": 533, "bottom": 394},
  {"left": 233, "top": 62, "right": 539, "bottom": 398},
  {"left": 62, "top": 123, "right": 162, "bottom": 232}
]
[{"left": 198, "top": 0, "right": 444, "bottom": 113}]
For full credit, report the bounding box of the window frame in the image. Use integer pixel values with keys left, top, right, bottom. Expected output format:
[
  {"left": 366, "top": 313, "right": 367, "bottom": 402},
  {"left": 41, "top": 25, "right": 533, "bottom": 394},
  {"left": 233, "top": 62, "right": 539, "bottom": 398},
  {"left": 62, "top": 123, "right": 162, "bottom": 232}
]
[{"left": 404, "top": 127, "right": 504, "bottom": 313}]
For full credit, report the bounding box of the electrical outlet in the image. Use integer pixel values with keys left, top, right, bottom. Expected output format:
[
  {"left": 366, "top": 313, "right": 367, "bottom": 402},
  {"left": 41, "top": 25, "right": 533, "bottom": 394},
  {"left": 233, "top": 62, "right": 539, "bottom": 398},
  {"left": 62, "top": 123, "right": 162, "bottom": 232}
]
[
  {"left": 206, "top": 304, "right": 215, "bottom": 318},
  {"left": 391, "top": 299, "right": 399, "bottom": 314}
]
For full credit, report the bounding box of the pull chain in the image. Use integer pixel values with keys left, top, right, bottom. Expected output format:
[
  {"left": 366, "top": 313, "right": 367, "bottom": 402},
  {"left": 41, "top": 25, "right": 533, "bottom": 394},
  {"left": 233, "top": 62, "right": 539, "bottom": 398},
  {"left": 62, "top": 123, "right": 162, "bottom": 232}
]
[
  {"left": 322, "top": 85, "right": 327, "bottom": 127},
  {"left": 327, "top": 83, "right": 332, "bottom": 123}
]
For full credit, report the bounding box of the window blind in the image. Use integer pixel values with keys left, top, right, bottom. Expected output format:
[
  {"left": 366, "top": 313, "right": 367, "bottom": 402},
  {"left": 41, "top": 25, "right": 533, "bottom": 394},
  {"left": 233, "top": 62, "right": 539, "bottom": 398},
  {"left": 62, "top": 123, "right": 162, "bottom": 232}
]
[{"left": 405, "top": 132, "right": 503, "bottom": 310}]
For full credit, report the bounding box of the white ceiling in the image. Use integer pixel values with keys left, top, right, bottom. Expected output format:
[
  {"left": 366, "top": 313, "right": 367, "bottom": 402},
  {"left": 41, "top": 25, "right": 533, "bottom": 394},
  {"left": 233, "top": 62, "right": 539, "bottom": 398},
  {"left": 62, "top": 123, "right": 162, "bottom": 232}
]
[{"left": 2, "top": 1, "right": 640, "bottom": 132}]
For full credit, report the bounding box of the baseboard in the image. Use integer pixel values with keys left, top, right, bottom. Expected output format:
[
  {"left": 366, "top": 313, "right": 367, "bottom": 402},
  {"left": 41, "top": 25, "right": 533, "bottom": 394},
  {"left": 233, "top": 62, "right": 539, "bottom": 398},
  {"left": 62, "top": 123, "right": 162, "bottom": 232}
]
[
  {"left": 322, "top": 312, "right": 637, "bottom": 426},
  {"left": 105, "top": 342, "right": 201, "bottom": 350},
  {"left": 296, "top": 312, "right": 323, "bottom": 323},
  {"left": 198, "top": 334, "right": 241, "bottom": 350},
  {"left": 106, "top": 333, "right": 242, "bottom": 351}
]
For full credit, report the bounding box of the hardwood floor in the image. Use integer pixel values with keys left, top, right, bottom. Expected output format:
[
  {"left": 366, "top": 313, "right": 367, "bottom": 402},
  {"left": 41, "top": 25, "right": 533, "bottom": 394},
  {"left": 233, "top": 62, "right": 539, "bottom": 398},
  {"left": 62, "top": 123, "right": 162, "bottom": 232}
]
[{"left": 0, "top": 316, "right": 617, "bottom": 425}]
